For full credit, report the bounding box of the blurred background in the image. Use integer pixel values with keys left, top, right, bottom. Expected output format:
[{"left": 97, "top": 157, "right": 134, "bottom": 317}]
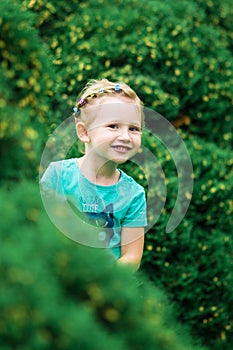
[{"left": 0, "top": 0, "right": 232, "bottom": 349}]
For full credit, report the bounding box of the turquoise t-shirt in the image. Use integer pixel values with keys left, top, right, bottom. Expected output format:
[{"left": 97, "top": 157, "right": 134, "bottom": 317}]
[{"left": 40, "top": 158, "right": 147, "bottom": 258}]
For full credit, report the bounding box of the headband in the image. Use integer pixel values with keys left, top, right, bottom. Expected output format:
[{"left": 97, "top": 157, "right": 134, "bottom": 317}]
[{"left": 73, "top": 84, "right": 122, "bottom": 113}]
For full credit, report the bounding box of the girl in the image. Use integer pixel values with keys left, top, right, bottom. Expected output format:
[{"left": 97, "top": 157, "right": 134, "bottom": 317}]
[{"left": 40, "top": 78, "right": 147, "bottom": 270}]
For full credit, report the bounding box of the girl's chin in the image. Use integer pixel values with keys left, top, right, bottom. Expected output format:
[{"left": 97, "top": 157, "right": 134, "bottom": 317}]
[{"left": 110, "top": 156, "right": 129, "bottom": 164}]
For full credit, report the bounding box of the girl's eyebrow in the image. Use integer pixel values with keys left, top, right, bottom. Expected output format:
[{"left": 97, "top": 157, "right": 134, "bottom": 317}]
[{"left": 105, "top": 120, "right": 141, "bottom": 125}]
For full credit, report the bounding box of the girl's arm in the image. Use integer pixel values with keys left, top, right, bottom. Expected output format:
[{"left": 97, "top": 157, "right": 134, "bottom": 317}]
[{"left": 118, "top": 227, "right": 144, "bottom": 270}]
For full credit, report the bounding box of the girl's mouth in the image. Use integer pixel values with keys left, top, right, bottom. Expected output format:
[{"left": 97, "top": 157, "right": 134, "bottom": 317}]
[{"left": 112, "top": 145, "right": 132, "bottom": 153}]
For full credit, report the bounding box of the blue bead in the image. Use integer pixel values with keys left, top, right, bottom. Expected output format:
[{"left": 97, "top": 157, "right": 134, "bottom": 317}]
[{"left": 115, "top": 84, "right": 121, "bottom": 92}]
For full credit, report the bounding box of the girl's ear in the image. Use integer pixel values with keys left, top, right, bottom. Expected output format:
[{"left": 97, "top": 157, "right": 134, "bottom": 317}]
[{"left": 76, "top": 122, "right": 90, "bottom": 143}]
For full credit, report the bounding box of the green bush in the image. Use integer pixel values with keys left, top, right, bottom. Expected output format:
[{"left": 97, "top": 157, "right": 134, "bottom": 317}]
[
  {"left": 194, "top": 0, "right": 233, "bottom": 52},
  {"left": 1, "top": 1, "right": 232, "bottom": 350},
  {"left": 139, "top": 132, "right": 233, "bottom": 350},
  {"left": 0, "top": 181, "right": 206, "bottom": 350},
  {"left": 0, "top": 0, "right": 56, "bottom": 181},
  {"left": 1, "top": 0, "right": 232, "bottom": 180},
  {"left": 24, "top": 0, "right": 233, "bottom": 148}
]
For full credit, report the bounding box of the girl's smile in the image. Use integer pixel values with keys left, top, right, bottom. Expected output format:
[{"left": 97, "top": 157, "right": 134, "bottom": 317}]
[{"left": 111, "top": 145, "right": 133, "bottom": 153}]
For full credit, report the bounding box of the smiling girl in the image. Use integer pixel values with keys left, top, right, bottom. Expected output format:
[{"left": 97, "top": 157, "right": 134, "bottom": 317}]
[{"left": 40, "top": 79, "right": 147, "bottom": 270}]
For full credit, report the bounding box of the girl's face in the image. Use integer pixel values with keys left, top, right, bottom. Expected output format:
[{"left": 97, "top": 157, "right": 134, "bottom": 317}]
[{"left": 83, "top": 96, "right": 142, "bottom": 164}]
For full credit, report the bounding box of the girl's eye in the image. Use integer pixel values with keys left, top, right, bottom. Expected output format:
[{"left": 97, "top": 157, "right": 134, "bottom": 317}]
[
  {"left": 107, "top": 124, "right": 118, "bottom": 129},
  {"left": 129, "top": 126, "right": 141, "bottom": 132}
]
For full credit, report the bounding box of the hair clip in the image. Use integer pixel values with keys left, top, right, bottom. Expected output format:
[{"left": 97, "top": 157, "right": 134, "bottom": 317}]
[
  {"left": 99, "top": 88, "right": 105, "bottom": 94},
  {"left": 115, "top": 84, "right": 121, "bottom": 92},
  {"left": 73, "top": 107, "right": 79, "bottom": 113},
  {"left": 78, "top": 97, "right": 87, "bottom": 107},
  {"left": 90, "top": 91, "right": 96, "bottom": 98}
]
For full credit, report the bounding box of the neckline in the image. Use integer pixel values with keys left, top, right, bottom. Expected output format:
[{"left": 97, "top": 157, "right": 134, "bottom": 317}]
[{"left": 74, "top": 158, "right": 122, "bottom": 188}]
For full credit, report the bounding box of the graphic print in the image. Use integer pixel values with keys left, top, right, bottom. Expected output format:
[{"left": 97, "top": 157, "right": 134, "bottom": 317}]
[{"left": 84, "top": 204, "right": 114, "bottom": 246}]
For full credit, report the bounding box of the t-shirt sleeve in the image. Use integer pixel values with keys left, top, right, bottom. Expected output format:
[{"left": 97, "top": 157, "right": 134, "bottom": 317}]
[
  {"left": 122, "top": 189, "right": 147, "bottom": 227},
  {"left": 39, "top": 162, "right": 62, "bottom": 195}
]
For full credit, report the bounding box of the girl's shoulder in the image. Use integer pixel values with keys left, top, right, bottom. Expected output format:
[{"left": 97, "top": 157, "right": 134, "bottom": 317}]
[
  {"left": 49, "top": 158, "right": 78, "bottom": 171},
  {"left": 118, "top": 169, "right": 144, "bottom": 192}
]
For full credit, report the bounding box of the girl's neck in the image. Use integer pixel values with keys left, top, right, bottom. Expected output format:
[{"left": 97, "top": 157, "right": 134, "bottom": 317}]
[{"left": 77, "top": 156, "right": 120, "bottom": 186}]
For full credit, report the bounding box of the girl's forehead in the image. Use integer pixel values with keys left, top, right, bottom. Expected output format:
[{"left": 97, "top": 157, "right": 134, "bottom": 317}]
[
  {"left": 82, "top": 102, "right": 142, "bottom": 127},
  {"left": 98, "top": 95, "right": 134, "bottom": 105}
]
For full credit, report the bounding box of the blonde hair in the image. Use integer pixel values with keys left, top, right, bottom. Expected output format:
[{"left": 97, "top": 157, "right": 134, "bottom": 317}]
[{"left": 73, "top": 78, "right": 144, "bottom": 126}]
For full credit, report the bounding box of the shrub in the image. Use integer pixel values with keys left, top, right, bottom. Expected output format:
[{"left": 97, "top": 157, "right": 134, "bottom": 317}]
[
  {"left": 24, "top": 0, "right": 233, "bottom": 148},
  {"left": 194, "top": 0, "right": 233, "bottom": 52},
  {"left": 1, "top": 1, "right": 232, "bottom": 349},
  {"left": 0, "top": 0, "right": 56, "bottom": 181},
  {"left": 140, "top": 132, "right": 233, "bottom": 350},
  {"left": 0, "top": 181, "right": 206, "bottom": 350}
]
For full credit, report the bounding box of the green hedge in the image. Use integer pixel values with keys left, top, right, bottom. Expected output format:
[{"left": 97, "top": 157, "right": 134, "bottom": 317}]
[
  {"left": 139, "top": 132, "right": 233, "bottom": 350},
  {"left": 0, "top": 181, "right": 206, "bottom": 350},
  {"left": 24, "top": 0, "right": 233, "bottom": 148},
  {"left": 194, "top": 0, "right": 233, "bottom": 52},
  {"left": 1, "top": 1, "right": 232, "bottom": 350},
  {"left": 0, "top": 0, "right": 56, "bottom": 181},
  {"left": 1, "top": 0, "right": 232, "bottom": 182}
]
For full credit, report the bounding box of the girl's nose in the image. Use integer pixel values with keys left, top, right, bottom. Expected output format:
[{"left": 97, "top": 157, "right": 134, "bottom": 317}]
[{"left": 117, "top": 127, "right": 131, "bottom": 141}]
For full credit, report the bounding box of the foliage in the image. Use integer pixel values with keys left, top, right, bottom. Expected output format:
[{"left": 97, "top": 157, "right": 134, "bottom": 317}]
[
  {"left": 0, "top": 1, "right": 232, "bottom": 350},
  {"left": 139, "top": 132, "right": 233, "bottom": 350},
  {"left": 193, "top": 0, "right": 233, "bottom": 52},
  {"left": 23, "top": 0, "right": 233, "bottom": 148},
  {"left": 1, "top": 0, "right": 232, "bottom": 180},
  {"left": 0, "top": 0, "right": 56, "bottom": 181},
  {"left": 0, "top": 181, "right": 206, "bottom": 350}
]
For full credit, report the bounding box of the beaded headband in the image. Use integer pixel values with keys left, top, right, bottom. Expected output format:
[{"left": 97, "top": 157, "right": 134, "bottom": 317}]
[{"left": 73, "top": 84, "right": 122, "bottom": 113}]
